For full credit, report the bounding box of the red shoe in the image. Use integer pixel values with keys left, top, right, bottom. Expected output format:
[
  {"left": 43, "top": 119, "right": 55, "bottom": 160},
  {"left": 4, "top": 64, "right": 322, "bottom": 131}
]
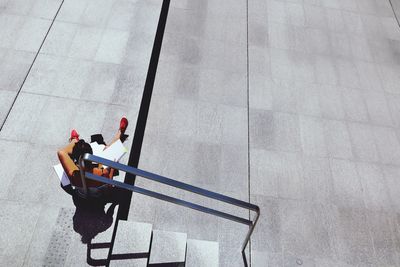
[
  {"left": 119, "top": 117, "right": 128, "bottom": 133},
  {"left": 70, "top": 129, "right": 79, "bottom": 142}
]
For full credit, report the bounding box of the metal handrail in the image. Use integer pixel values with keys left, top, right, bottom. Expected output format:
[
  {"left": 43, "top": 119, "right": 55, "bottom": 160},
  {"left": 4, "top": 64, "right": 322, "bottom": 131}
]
[{"left": 79, "top": 153, "right": 260, "bottom": 265}]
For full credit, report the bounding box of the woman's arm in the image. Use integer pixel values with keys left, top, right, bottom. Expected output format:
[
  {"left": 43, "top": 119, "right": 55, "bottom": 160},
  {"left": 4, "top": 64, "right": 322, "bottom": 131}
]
[
  {"left": 57, "top": 140, "right": 79, "bottom": 177},
  {"left": 108, "top": 167, "right": 115, "bottom": 179},
  {"left": 59, "top": 139, "right": 77, "bottom": 155}
]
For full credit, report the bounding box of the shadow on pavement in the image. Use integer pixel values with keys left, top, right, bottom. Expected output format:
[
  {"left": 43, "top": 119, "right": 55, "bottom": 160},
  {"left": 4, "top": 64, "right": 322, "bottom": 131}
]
[
  {"left": 71, "top": 194, "right": 116, "bottom": 266},
  {"left": 72, "top": 195, "right": 116, "bottom": 244},
  {"left": 68, "top": 189, "right": 145, "bottom": 266}
]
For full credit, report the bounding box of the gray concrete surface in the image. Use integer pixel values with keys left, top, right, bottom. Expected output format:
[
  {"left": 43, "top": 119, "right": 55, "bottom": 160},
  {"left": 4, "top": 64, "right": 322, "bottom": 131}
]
[
  {"left": 2, "top": 0, "right": 400, "bottom": 266},
  {"left": 110, "top": 220, "right": 152, "bottom": 267},
  {"left": 113, "top": 220, "right": 152, "bottom": 255},
  {"left": 186, "top": 239, "right": 219, "bottom": 267},
  {"left": 0, "top": 0, "right": 160, "bottom": 265},
  {"left": 149, "top": 229, "right": 187, "bottom": 264}
]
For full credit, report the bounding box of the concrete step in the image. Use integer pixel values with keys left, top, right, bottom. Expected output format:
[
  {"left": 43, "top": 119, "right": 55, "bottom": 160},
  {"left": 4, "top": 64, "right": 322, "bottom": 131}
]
[
  {"left": 149, "top": 229, "right": 187, "bottom": 265},
  {"left": 185, "top": 239, "right": 219, "bottom": 267},
  {"left": 110, "top": 220, "right": 153, "bottom": 267}
]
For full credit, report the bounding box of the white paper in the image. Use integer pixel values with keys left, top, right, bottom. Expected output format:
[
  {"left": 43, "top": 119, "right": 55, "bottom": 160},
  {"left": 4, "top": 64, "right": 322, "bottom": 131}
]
[
  {"left": 96, "top": 140, "right": 127, "bottom": 165},
  {"left": 54, "top": 141, "right": 127, "bottom": 186},
  {"left": 90, "top": 142, "right": 106, "bottom": 156},
  {"left": 54, "top": 163, "right": 70, "bottom": 186}
]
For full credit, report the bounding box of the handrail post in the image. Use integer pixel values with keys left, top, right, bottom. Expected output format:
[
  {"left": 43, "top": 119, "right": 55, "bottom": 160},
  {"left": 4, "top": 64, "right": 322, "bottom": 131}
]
[
  {"left": 79, "top": 156, "right": 88, "bottom": 197},
  {"left": 241, "top": 209, "right": 260, "bottom": 267},
  {"left": 241, "top": 208, "right": 260, "bottom": 252}
]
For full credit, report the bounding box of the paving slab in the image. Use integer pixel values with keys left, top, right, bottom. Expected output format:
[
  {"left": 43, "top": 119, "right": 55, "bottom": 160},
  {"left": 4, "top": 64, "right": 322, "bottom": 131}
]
[
  {"left": 348, "top": 122, "right": 380, "bottom": 163},
  {"left": 356, "top": 163, "right": 392, "bottom": 212},
  {"left": 366, "top": 211, "right": 400, "bottom": 266},
  {"left": 149, "top": 229, "right": 187, "bottom": 264},
  {"left": 302, "top": 157, "right": 334, "bottom": 204},
  {"left": 364, "top": 91, "right": 393, "bottom": 127},
  {"left": 31, "top": 0, "right": 63, "bottom": 20},
  {"left": 329, "top": 206, "right": 375, "bottom": 266},
  {"left": 186, "top": 239, "right": 219, "bottom": 267},
  {"left": 23, "top": 205, "right": 61, "bottom": 266},
  {"left": 109, "top": 258, "right": 147, "bottom": 267},
  {"left": 107, "top": 220, "right": 152, "bottom": 267},
  {"left": 299, "top": 115, "right": 327, "bottom": 157},
  {"left": 280, "top": 201, "right": 332, "bottom": 258},
  {"left": 372, "top": 126, "right": 400, "bottom": 165},
  {"left": 0, "top": 49, "right": 35, "bottom": 92},
  {"left": 6, "top": 143, "right": 65, "bottom": 203},
  {"left": 112, "top": 220, "right": 152, "bottom": 255},
  {"left": 252, "top": 251, "right": 283, "bottom": 267},
  {"left": 0, "top": 201, "right": 42, "bottom": 266},
  {"left": 330, "top": 159, "right": 364, "bottom": 209},
  {"left": 0, "top": 140, "right": 30, "bottom": 199},
  {"left": 323, "top": 120, "right": 353, "bottom": 160},
  {"left": 250, "top": 195, "right": 281, "bottom": 253},
  {"left": 183, "top": 200, "right": 219, "bottom": 242},
  {"left": 392, "top": 0, "right": 400, "bottom": 20},
  {"left": 0, "top": 90, "right": 16, "bottom": 126},
  {"left": 219, "top": 246, "right": 248, "bottom": 267}
]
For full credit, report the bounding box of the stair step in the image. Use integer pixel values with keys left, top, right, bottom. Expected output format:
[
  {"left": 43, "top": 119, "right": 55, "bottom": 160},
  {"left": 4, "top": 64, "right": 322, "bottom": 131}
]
[
  {"left": 109, "top": 220, "right": 153, "bottom": 267},
  {"left": 149, "top": 229, "right": 187, "bottom": 265},
  {"left": 113, "top": 220, "right": 153, "bottom": 253},
  {"left": 109, "top": 258, "right": 148, "bottom": 267},
  {"left": 186, "top": 239, "right": 219, "bottom": 267}
]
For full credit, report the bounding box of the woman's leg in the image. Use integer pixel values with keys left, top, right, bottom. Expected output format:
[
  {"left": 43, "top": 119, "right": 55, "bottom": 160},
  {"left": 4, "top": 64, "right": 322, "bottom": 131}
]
[
  {"left": 104, "top": 130, "right": 123, "bottom": 150},
  {"left": 105, "top": 117, "right": 128, "bottom": 148},
  {"left": 109, "top": 130, "right": 123, "bottom": 145}
]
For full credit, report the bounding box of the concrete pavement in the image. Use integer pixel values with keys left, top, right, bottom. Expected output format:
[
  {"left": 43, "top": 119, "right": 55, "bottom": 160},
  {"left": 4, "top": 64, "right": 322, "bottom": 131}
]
[{"left": 2, "top": 0, "right": 400, "bottom": 266}]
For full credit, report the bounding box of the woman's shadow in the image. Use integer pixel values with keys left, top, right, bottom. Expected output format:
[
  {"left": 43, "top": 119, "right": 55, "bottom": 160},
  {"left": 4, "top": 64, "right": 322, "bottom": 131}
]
[
  {"left": 71, "top": 193, "right": 120, "bottom": 266},
  {"left": 72, "top": 194, "right": 117, "bottom": 244}
]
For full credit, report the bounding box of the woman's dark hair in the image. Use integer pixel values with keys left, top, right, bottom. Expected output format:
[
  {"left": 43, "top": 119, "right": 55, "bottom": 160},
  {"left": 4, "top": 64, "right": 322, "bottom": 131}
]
[{"left": 71, "top": 139, "right": 93, "bottom": 169}]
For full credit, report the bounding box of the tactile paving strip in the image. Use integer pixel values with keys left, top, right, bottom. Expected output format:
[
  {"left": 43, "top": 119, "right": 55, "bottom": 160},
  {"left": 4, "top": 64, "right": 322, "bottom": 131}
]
[{"left": 43, "top": 207, "right": 75, "bottom": 267}]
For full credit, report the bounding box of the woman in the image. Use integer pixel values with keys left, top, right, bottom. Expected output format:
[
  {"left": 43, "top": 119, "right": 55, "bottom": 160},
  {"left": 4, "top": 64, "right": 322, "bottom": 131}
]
[{"left": 57, "top": 117, "right": 129, "bottom": 198}]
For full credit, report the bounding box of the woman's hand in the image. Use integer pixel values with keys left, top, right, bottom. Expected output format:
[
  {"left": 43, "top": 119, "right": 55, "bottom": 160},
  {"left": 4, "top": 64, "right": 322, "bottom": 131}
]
[{"left": 108, "top": 158, "right": 117, "bottom": 179}]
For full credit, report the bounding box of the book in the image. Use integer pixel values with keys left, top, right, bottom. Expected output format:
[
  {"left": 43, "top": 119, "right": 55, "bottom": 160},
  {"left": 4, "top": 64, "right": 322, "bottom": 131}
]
[
  {"left": 54, "top": 163, "right": 70, "bottom": 186},
  {"left": 90, "top": 142, "right": 106, "bottom": 156},
  {"left": 91, "top": 140, "right": 127, "bottom": 166}
]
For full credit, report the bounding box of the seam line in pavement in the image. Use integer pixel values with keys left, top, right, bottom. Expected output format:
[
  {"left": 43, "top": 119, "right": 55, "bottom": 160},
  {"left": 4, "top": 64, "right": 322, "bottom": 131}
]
[
  {"left": 22, "top": 91, "right": 129, "bottom": 107},
  {"left": 389, "top": 0, "right": 400, "bottom": 28},
  {"left": 246, "top": 0, "right": 252, "bottom": 265},
  {"left": 0, "top": 0, "right": 65, "bottom": 132}
]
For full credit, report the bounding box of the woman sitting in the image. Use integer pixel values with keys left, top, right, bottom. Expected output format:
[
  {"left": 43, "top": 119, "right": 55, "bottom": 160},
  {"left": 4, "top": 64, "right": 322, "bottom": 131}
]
[{"left": 57, "top": 117, "right": 128, "bottom": 199}]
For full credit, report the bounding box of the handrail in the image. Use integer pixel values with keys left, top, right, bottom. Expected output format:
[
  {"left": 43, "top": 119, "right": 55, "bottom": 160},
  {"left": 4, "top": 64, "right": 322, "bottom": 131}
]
[{"left": 79, "top": 153, "right": 260, "bottom": 265}]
